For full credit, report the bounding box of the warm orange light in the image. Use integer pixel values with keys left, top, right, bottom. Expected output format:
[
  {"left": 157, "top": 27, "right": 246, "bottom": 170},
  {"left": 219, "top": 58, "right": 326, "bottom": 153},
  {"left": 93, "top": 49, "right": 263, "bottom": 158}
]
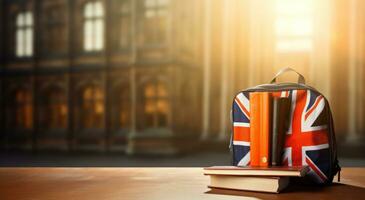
[{"left": 275, "top": 0, "right": 313, "bottom": 52}]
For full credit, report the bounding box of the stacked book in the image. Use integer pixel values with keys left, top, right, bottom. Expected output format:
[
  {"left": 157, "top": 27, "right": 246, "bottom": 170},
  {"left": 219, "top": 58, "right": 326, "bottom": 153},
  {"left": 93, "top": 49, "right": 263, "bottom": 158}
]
[
  {"left": 204, "top": 92, "right": 306, "bottom": 193},
  {"left": 204, "top": 166, "right": 309, "bottom": 193}
]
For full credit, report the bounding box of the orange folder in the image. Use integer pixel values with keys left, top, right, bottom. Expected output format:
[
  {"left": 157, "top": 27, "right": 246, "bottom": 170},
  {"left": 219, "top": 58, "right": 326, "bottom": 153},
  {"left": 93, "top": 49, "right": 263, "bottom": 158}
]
[{"left": 250, "top": 92, "right": 271, "bottom": 167}]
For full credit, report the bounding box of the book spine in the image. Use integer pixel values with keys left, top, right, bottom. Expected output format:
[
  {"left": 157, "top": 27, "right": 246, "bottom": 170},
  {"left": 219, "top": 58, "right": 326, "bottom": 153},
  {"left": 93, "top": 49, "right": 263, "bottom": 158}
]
[
  {"left": 271, "top": 97, "right": 291, "bottom": 166},
  {"left": 259, "top": 92, "right": 271, "bottom": 167},
  {"left": 249, "top": 92, "right": 261, "bottom": 166},
  {"left": 271, "top": 98, "right": 280, "bottom": 166},
  {"left": 250, "top": 92, "right": 271, "bottom": 167}
]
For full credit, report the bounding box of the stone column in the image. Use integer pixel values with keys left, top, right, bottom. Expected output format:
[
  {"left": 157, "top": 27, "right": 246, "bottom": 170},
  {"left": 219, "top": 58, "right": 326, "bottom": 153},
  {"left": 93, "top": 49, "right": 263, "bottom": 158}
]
[{"left": 201, "top": 0, "right": 212, "bottom": 140}]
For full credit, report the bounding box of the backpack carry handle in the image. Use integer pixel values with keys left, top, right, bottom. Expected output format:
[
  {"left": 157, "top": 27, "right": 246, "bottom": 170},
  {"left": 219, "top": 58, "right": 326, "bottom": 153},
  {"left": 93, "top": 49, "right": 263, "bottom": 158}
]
[{"left": 270, "top": 67, "right": 306, "bottom": 85}]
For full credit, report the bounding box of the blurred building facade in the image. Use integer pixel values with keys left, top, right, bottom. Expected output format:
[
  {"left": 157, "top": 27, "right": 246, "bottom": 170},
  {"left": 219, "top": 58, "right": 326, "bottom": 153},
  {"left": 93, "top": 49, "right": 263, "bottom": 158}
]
[
  {"left": 0, "top": 0, "right": 364, "bottom": 155},
  {"left": 0, "top": 0, "right": 204, "bottom": 153}
]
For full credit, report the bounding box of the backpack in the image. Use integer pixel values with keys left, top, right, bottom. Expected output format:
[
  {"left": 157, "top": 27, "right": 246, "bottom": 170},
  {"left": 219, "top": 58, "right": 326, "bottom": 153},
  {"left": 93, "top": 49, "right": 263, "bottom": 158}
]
[{"left": 230, "top": 68, "right": 341, "bottom": 184}]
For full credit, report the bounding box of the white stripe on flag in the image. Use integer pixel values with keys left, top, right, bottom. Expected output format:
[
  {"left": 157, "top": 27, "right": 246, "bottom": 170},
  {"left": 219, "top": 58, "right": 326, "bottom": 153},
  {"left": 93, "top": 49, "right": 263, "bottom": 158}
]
[
  {"left": 237, "top": 151, "right": 250, "bottom": 166},
  {"left": 302, "top": 143, "right": 329, "bottom": 151},
  {"left": 233, "top": 122, "right": 250, "bottom": 127},
  {"left": 233, "top": 141, "right": 250, "bottom": 146},
  {"left": 236, "top": 93, "right": 250, "bottom": 111}
]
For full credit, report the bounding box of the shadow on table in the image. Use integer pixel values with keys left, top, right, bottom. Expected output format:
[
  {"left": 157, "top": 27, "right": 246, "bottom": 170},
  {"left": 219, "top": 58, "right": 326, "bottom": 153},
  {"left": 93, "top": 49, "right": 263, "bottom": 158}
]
[{"left": 205, "top": 183, "right": 365, "bottom": 200}]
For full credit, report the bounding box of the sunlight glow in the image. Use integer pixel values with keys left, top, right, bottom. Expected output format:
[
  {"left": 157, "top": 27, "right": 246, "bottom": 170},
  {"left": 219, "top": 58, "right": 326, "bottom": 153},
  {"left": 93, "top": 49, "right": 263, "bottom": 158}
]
[{"left": 275, "top": 0, "right": 313, "bottom": 52}]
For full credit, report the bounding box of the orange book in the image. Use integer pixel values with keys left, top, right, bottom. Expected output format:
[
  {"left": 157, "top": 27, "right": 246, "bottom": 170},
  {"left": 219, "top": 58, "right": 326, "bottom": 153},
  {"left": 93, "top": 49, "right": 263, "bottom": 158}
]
[
  {"left": 249, "top": 93, "right": 261, "bottom": 166},
  {"left": 249, "top": 92, "right": 271, "bottom": 167},
  {"left": 260, "top": 92, "right": 271, "bottom": 166}
]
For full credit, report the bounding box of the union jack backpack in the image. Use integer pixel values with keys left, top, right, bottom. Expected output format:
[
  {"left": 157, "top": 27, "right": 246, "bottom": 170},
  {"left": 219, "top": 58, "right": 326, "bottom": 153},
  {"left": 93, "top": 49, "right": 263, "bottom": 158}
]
[{"left": 230, "top": 68, "right": 341, "bottom": 184}]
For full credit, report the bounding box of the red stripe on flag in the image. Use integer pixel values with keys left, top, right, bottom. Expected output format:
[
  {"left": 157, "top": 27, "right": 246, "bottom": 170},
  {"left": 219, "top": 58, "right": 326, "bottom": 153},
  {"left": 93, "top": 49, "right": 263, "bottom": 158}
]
[
  {"left": 305, "top": 96, "right": 323, "bottom": 120},
  {"left": 233, "top": 126, "right": 250, "bottom": 142},
  {"left": 306, "top": 157, "right": 327, "bottom": 182},
  {"left": 235, "top": 98, "right": 250, "bottom": 118}
]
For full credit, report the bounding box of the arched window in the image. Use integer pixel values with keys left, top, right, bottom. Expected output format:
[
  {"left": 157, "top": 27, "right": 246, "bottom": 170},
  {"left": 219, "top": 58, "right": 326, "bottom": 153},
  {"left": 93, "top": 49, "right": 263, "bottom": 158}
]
[
  {"left": 41, "top": 87, "right": 67, "bottom": 129},
  {"left": 80, "top": 85, "right": 104, "bottom": 129},
  {"left": 83, "top": 1, "right": 104, "bottom": 51},
  {"left": 9, "top": 89, "right": 33, "bottom": 129},
  {"left": 43, "top": 5, "right": 67, "bottom": 54},
  {"left": 141, "top": 0, "right": 169, "bottom": 45},
  {"left": 112, "top": 0, "right": 131, "bottom": 49},
  {"left": 112, "top": 84, "right": 130, "bottom": 130},
  {"left": 142, "top": 81, "right": 169, "bottom": 129},
  {"left": 15, "top": 11, "right": 33, "bottom": 57}
]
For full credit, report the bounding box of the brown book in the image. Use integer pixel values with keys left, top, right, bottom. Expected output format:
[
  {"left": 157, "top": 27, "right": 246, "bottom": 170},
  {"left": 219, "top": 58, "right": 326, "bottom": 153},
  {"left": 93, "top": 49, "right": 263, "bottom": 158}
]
[
  {"left": 249, "top": 92, "right": 272, "bottom": 167},
  {"left": 271, "top": 97, "right": 291, "bottom": 166},
  {"left": 203, "top": 166, "right": 309, "bottom": 177},
  {"left": 208, "top": 175, "right": 289, "bottom": 193}
]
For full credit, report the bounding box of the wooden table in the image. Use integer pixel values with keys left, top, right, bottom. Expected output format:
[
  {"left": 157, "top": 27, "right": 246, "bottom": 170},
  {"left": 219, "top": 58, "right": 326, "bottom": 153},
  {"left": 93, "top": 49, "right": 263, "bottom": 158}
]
[{"left": 0, "top": 167, "right": 364, "bottom": 200}]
